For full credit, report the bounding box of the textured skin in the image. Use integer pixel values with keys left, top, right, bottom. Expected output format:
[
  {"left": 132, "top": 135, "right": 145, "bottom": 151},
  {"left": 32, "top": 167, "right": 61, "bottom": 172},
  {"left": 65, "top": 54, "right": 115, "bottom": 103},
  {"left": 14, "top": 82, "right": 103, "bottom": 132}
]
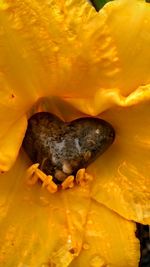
[{"left": 23, "top": 112, "right": 115, "bottom": 183}]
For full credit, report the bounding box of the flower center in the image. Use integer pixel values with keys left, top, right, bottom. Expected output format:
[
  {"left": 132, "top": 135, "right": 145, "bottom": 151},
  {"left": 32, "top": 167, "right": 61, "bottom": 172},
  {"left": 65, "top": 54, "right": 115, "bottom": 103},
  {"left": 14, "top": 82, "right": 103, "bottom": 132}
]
[{"left": 23, "top": 112, "right": 115, "bottom": 184}]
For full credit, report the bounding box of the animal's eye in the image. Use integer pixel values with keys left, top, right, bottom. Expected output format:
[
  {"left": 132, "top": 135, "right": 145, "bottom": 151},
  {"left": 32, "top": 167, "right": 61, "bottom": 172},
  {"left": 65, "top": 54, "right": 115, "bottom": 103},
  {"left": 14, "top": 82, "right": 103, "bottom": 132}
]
[{"left": 23, "top": 112, "right": 115, "bottom": 184}]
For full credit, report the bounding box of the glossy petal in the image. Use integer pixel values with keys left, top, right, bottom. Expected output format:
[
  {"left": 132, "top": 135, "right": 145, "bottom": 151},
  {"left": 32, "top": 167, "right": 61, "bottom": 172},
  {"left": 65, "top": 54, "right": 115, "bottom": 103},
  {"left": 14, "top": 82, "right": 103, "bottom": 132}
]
[
  {"left": 0, "top": 152, "right": 140, "bottom": 267},
  {"left": 65, "top": 0, "right": 150, "bottom": 114},
  {"left": 0, "top": 1, "right": 149, "bottom": 264},
  {"left": 0, "top": 115, "right": 27, "bottom": 172},
  {"left": 90, "top": 101, "right": 150, "bottom": 224},
  {"left": 0, "top": 0, "right": 119, "bottom": 171},
  {"left": 0, "top": 0, "right": 120, "bottom": 99},
  {"left": 70, "top": 202, "right": 140, "bottom": 267},
  {"left": 0, "top": 0, "right": 150, "bottom": 106},
  {"left": 105, "top": 0, "right": 150, "bottom": 95},
  {"left": 1, "top": 0, "right": 150, "bottom": 171},
  {"left": 64, "top": 83, "right": 150, "bottom": 116},
  {"left": 0, "top": 65, "right": 35, "bottom": 171},
  {"left": 0, "top": 151, "right": 90, "bottom": 266}
]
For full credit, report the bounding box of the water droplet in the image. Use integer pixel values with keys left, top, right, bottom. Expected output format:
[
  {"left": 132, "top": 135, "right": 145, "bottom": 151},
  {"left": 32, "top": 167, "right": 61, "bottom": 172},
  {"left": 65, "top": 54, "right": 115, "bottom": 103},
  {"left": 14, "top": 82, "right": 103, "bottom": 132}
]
[
  {"left": 83, "top": 243, "right": 90, "bottom": 250},
  {"left": 90, "top": 255, "right": 107, "bottom": 267},
  {"left": 40, "top": 264, "right": 50, "bottom": 267},
  {"left": 53, "top": 46, "right": 59, "bottom": 52},
  {"left": 67, "top": 238, "right": 71, "bottom": 244},
  {"left": 39, "top": 196, "right": 50, "bottom": 206}
]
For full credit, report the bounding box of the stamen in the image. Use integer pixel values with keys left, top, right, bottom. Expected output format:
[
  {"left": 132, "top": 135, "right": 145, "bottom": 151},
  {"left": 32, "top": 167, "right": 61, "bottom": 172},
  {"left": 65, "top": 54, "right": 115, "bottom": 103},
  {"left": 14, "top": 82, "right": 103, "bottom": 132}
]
[
  {"left": 76, "top": 168, "right": 93, "bottom": 186},
  {"left": 47, "top": 181, "right": 58, "bottom": 194},
  {"left": 62, "top": 176, "right": 74, "bottom": 190}
]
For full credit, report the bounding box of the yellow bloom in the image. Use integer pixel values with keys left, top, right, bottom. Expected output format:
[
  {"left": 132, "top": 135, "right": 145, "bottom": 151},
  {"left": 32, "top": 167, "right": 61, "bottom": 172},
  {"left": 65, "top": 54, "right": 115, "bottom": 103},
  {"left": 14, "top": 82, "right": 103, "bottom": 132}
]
[{"left": 0, "top": 0, "right": 150, "bottom": 266}]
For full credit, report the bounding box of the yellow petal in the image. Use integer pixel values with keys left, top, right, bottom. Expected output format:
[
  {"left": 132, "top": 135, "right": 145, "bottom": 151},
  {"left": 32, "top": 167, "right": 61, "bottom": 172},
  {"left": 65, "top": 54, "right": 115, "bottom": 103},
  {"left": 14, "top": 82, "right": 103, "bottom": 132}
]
[
  {"left": 105, "top": 0, "right": 150, "bottom": 95},
  {"left": 0, "top": 115, "right": 27, "bottom": 172},
  {"left": 70, "top": 202, "right": 140, "bottom": 267},
  {"left": 0, "top": 151, "right": 91, "bottom": 266},
  {"left": 65, "top": 0, "right": 150, "bottom": 114},
  {"left": 1, "top": 0, "right": 150, "bottom": 114},
  {"left": 64, "top": 83, "right": 150, "bottom": 116},
  {"left": 0, "top": 1, "right": 147, "bottom": 265},
  {"left": 1, "top": 0, "right": 150, "bottom": 171},
  {"left": 90, "top": 101, "right": 150, "bottom": 224},
  {"left": 0, "top": 0, "right": 120, "bottom": 100},
  {"left": 0, "top": 152, "right": 140, "bottom": 266},
  {"left": 0, "top": 0, "right": 121, "bottom": 170}
]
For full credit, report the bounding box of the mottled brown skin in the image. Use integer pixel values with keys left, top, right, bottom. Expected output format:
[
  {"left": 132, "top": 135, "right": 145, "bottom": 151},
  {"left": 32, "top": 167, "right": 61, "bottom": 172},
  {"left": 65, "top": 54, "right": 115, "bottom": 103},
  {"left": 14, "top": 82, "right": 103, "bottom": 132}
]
[{"left": 23, "top": 112, "right": 115, "bottom": 184}]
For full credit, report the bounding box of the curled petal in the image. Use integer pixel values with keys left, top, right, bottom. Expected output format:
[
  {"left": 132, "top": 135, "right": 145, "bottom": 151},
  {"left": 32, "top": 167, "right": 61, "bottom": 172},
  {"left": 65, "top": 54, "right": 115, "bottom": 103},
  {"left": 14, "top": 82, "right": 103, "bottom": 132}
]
[
  {"left": 65, "top": 0, "right": 150, "bottom": 114},
  {"left": 0, "top": 115, "right": 27, "bottom": 172},
  {"left": 90, "top": 101, "right": 150, "bottom": 224},
  {"left": 1, "top": 0, "right": 150, "bottom": 105},
  {"left": 64, "top": 84, "right": 150, "bottom": 116},
  {"left": 104, "top": 0, "right": 150, "bottom": 95},
  {"left": 70, "top": 202, "right": 140, "bottom": 267}
]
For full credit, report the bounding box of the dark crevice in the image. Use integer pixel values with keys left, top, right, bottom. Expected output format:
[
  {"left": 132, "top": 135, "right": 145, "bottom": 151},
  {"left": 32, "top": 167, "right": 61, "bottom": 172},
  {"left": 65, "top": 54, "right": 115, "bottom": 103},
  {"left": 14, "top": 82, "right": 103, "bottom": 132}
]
[
  {"left": 89, "top": 0, "right": 100, "bottom": 11},
  {"left": 89, "top": 0, "right": 113, "bottom": 12},
  {"left": 136, "top": 224, "right": 150, "bottom": 267}
]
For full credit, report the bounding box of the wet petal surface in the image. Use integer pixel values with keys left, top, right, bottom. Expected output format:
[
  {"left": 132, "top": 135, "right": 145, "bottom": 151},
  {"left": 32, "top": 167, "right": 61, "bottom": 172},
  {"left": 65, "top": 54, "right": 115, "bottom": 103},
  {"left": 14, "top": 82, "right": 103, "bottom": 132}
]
[
  {"left": 0, "top": 152, "right": 140, "bottom": 267},
  {"left": 0, "top": 0, "right": 150, "bottom": 170},
  {"left": 90, "top": 102, "right": 150, "bottom": 224},
  {"left": 0, "top": 1, "right": 149, "bottom": 265},
  {"left": 0, "top": 152, "right": 90, "bottom": 266},
  {"left": 70, "top": 201, "right": 140, "bottom": 267}
]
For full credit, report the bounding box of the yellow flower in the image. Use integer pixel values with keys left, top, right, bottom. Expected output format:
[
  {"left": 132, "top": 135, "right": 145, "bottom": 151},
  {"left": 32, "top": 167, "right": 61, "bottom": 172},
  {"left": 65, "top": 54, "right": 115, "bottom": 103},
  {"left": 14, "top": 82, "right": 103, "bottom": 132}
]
[{"left": 0, "top": 0, "right": 150, "bottom": 266}]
